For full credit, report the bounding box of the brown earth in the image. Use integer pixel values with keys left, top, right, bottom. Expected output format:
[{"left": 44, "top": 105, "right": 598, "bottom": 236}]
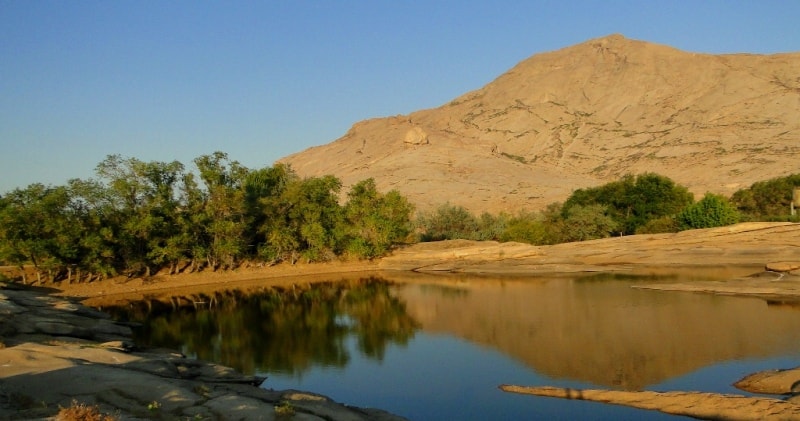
[{"left": 280, "top": 34, "right": 800, "bottom": 214}]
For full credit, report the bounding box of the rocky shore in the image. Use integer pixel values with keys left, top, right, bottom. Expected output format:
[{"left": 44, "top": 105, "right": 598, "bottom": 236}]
[
  {"left": 3, "top": 222, "right": 800, "bottom": 420},
  {"left": 0, "top": 282, "right": 406, "bottom": 421}
]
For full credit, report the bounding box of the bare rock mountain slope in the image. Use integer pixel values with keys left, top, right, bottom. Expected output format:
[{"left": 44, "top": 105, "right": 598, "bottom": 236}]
[{"left": 280, "top": 34, "right": 800, "bottom": 214}]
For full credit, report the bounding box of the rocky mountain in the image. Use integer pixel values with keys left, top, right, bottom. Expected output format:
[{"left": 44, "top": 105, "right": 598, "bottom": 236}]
[{"left": 280, "top": 34, "right": 800, "bottom": 214}]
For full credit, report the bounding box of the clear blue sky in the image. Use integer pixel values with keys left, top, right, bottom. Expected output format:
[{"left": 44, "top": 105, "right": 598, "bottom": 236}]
[{"left": 2, "top": 1, "right": 798, "bottom": 194}]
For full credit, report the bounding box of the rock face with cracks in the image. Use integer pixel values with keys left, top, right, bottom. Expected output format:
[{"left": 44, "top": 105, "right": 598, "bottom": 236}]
[
  {"left": 0, "top": 282, "right": 406, "bottom": 421},
  {"left": 281, "top": 34, "right": 800, "bottom": 214}
]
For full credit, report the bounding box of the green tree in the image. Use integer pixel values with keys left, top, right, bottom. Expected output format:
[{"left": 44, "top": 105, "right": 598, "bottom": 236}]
[
  {"left": 261, "top": 175, "right": 343, "bottom": 263},
  {"left": 677, "top": 193, "right": 740, "bottom": 230},
  {"left": 731, "top": 173, "right": 800, "bottom": 221},
  {"left": 95, "top": 155, "right": 186, "bottom": 276},
  {"left": 500, "top": 212, "right": 547, "bottom": 244},
  {"left": 0, "top": 184, "right": 77, "bottom": 282},
  {"left": 559, "top": 204, "right": 620, "bottom": 242},
  {"left": 563, "top": 173, "right": 693, "bottom": 235},
  {"left": 342, "top": 179, "right": 414, "bottom": 259},
  {"left": 193, "top": 152, "right": 249, "bottom": 269}
]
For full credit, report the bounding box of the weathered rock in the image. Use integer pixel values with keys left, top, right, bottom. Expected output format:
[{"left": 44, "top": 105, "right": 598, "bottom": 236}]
[
  {"left": 381, "top": 223, "right": 800, "bottom": 276},
  {"left": 735, "top": 367, "right": 800, "bottom": 395},
  {"left": 766, "top": 262, "right": 800, "bottom": 273},
  {"left": 0, "top": 282, "right": 407, "bottom": 420},
  {"left": 499, "top": 384, "right": 800, "bottom": 420}
]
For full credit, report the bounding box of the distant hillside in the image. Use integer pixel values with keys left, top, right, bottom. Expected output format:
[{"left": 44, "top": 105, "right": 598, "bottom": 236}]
[{"left": 280, "top": 34, "right": 800, "bottom": 214}]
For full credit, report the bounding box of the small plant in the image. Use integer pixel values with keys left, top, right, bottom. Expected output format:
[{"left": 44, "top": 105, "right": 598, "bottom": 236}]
[
  {"left": 194, "top": 384, "right": 211, "bottom": 398},
  {"left": 56, "top": 400, "right": 118, "bottom": 421},
  {"left": 147, "top": 400, "right": 161, "bottom": 412},
  {"left": 274, "top": 400, "right": 295, "bottom": 416}
]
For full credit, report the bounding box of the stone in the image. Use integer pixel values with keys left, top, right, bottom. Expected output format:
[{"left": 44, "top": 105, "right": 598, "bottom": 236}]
[
  {"left": 403, "top": 126, "right": 429, "bottom": 145},
  {"left": 499, "top": 384, "right": 800, "bottom": 420},
  {"left": 0, "top": 283, "right": 407, "bottom": 420},
  {"left": 765, "top": 262, "right": 800, "bottom": 273}
]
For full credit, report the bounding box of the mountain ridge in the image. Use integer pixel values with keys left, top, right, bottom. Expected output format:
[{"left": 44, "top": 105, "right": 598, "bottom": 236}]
[{"left": 280, "top": 34, "right": 800, "bottom": 213}]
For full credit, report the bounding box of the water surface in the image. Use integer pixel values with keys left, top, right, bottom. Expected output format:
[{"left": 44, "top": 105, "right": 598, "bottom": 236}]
[{"left": 111, "top": 269, "right": 800, "bottom": 420}]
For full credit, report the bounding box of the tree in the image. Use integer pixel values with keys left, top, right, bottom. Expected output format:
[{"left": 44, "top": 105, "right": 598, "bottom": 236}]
[
  {"left": 0, "top": 184, "right": 77, "bottom": 282},
  {"left": 559, "top": 204, "right": 619, "bottom": 242},
  {"left": 342, "top": 179, "right": 414, "bottom": 259},
  {"left": 563, "top": 173, "right": 693, "bottom": 235},
  {"left": 500, "top": 212, "right": 546, "bottom": 244},
  {"left": 677, "top": 193, "right": 740, "bottom": 230},
  {"left": 731, "top": 173, "right": 800, "bottom": 221},
  {"left": 261, "top": 175, "right": 343, "bottom": 263},
  {"left": 95, "top": 155, "right": 186, "bottom": 276},
  {"left": 193, "top": 152, "right": 248, "bottom": 269}
]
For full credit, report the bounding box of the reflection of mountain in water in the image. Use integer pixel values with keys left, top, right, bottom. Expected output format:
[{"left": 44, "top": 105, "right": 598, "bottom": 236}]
[
  {"left": 391, "top": 272, "right": 800, "bottom": 390},
  {"left": 106, "top": 278, "right": 419, "bottom": 375}
]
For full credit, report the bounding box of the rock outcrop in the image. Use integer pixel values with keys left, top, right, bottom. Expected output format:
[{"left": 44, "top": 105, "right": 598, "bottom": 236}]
[
  {"left": 281, "top": 34, "right": 800, "bottom": 214},
  {"left": 499, "top": 383, "right": 800, "bottom": 420},
  {"left": 0, "top": 282, "right": 405, "bottom": 421},
  {"left": 380, "top": 222, "right": 800, "bottom": 277}
]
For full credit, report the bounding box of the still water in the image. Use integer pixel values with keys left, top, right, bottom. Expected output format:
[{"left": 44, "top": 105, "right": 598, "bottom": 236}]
[{"left": 109, "top": 269, "right": 800, "bottom": 420}]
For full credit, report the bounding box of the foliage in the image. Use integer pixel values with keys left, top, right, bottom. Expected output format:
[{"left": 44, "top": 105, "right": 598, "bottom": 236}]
[
  {"left": 676, "top": 193, "right": 740, "bottom": 230},
  {"left": 559, "top": 204, "right": 620, "bottom": 242},
  {"left": 415, "top": 203, "right": 480, "bottom": 241},
  {"left": 56, "top": 400, "right": 118, "bottom": 421},
  {"left": 341, "top": 179, "right": 415, "bottom": 259},
  {"left": 731, "top": 173, "right": 800, "bottom": 221},
  {"left": 562, "top": 173, "right": 693, "bottom": 235},
  {"left": 0, "top": 153, "right": 414, "bottom": 282},
  {"left": 499, "top": 212, "right": 546, "bottom": 244}
]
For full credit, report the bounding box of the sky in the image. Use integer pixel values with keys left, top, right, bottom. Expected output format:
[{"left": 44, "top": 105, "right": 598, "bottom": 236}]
[{"left": 2, "top": 1, "right": 799, "bottom": 194}]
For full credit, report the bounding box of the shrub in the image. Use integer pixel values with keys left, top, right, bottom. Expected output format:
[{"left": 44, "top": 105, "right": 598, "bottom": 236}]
[
  {"left": 562, "top": 204, "right": 620, "bottom": 242},
  {"left": 500, "top": 212, "right": 547, "bottom": 244},
  {"left": 56, "top": 400, "right": 118, "bottom": 421},
  {"left": 416, "top": 203, "right": 479, "bottom": 241},
  {"left": 677, "top": 193, "right": 740, "bottom": 230}
]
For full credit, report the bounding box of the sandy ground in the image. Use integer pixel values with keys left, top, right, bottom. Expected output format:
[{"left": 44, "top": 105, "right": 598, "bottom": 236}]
[{"left": 14, "top": 260, "right": 383, "bottom": 302}]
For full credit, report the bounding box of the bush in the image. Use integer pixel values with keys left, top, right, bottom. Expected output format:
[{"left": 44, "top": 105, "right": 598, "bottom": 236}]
[
  {"left": 559, "top": 204, "right": 620, "bottom": 242},
  {"left": 677, "top": 193, "right": 740, "bottom": 230},
  {"left": 416, "top": 203, "right": 479, "bottom": 241},
  {"left": 56, "top": 400, "right": 118, "bottom": 421},
  {"left": 731, "top": 173, "right": 800, "bottom": 221},
  {"left": 562, "top": 173, "right": 692, "bottom": 235},
  {"left": 500, "top": 212, "right": 547, "bottom": 244}
]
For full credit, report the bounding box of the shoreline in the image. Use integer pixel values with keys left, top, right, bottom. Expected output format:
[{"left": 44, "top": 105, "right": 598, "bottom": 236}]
[{"left": 3, "top": 222, "right": 800, "bottom": 419}]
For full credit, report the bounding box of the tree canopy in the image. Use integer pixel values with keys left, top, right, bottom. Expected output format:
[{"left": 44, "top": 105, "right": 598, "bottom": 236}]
[{"left": 0, "top": 153, "right": 414, "bottom": 283}]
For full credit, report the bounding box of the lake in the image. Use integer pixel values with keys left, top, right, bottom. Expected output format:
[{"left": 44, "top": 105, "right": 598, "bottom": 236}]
[{"left": 108, "top": 268, "right": 800, "bottom": 420}]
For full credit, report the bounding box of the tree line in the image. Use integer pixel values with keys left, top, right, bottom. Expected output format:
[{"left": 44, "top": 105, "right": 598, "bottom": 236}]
[
  {"left": 416, "top": 172, "right": 800, "bottom": 245},
  {"left": 0, "top": 152, "right": 414, "bottom": 283},
  {"left": 2, "top": 152, "right": 798, "bottom": 284}
]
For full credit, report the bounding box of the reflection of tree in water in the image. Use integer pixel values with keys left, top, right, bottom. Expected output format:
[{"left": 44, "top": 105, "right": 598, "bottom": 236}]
[{"left": 106, "top": 277, "right": 419, "bottom": 375}]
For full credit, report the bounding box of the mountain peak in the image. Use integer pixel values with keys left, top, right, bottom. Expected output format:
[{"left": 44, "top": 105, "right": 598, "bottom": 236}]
[{"left": 280, "top": 36, "right": 800, "bottom": 214}]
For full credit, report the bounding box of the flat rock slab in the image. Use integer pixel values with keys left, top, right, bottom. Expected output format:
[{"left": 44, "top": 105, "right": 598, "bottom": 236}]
[
  {"left": 0, "top": 282, "right": 407, "bottom": 421},
  {"left": 500, "top": 384, "right": 800, "bottom": 420},
  {"left": 735, "top": 367, "right": 800, "bottom": 395},
  {"left": 633, "top": 271, "right": 800, "bottom": 299},
  {"left": 381, "top": 222, "right": 800, "bottom": 274}
]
